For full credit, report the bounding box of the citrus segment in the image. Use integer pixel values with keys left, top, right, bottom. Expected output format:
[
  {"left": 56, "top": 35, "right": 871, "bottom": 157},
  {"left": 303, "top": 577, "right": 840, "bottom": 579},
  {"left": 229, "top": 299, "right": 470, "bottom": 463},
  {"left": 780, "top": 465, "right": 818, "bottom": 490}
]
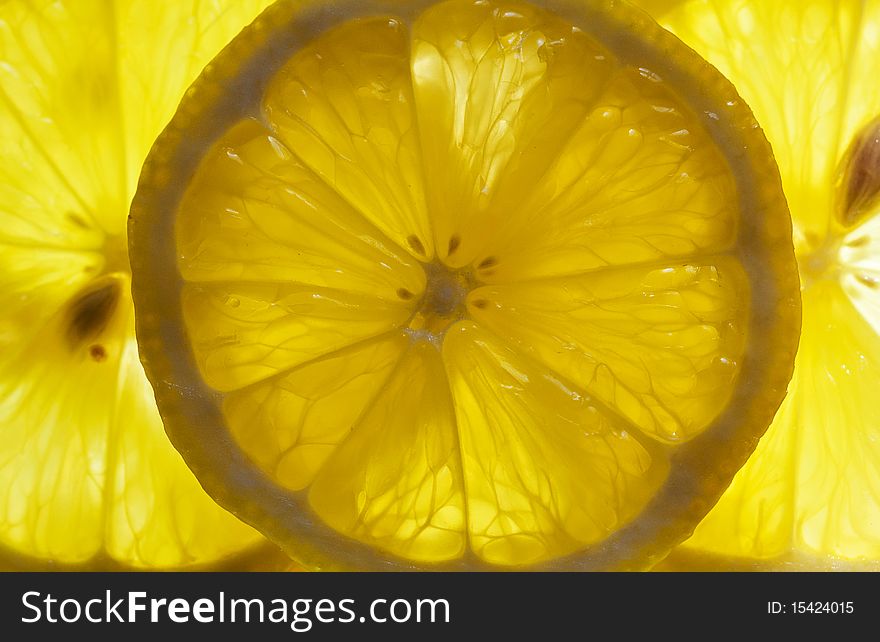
[
  {"left": 410, "top": 0, "right": 614, "bottom": 267},
  {"left": 131, "top": 0, "right": 800, "bottom": 569},
  {"left": 788, "top": 285, "right": 880, "bottom": 557},
  {"left": 309, "top": 340, "right": 465, "bottom": 562},
  {"left": 444, "top": 322, "right": 667, "bottom": 565},
  {"left": 0, "top": 280, "right": 129, "bottom": 561},
  {"left": 181, "top": 281, "right": 413, "bottom": 391},
  {"left": 469, "top": 260, "right": 748, "bottom": 442},
  {"left": 474, "top": 70, "right": 738, "bottom": 282},
  {"left": 263, "top": 17, "right": 433, "bottom": 260},
  {"left": 223, "top": 333, "right": 409, "bottom": 492},
  {"left": 0, "top": 1, "right": 127, "bottom": 236},
  {"left": 177, "top": 119, "right": 425, "bottom": 301}
]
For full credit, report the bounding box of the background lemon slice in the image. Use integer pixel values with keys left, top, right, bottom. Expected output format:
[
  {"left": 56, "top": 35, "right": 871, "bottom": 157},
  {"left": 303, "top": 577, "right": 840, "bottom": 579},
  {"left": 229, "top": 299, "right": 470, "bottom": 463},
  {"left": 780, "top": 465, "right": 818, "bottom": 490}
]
[
  {"left": 130, "top": 0, "right": 800, "bottom": 569},
  {"left": 0, "top": 0, "right": 288, "bottom": 569},
  {"left": 638, "top": 0, "right": 880, "bottom": 568}
]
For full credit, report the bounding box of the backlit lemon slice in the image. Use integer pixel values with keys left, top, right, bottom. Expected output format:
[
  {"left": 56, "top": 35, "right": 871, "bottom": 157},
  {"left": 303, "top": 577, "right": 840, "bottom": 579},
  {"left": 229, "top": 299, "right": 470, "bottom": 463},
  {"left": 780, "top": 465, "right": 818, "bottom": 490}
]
[{"left": 130, "top": 0, "right": 800, "bottom": 569}]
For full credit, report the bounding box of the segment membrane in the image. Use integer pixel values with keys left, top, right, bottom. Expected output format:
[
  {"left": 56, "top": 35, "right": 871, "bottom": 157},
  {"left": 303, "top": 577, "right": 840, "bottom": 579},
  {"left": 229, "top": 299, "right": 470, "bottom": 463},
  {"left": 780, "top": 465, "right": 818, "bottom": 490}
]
[
  {"left": 411, "top": 0, "right": 614, "bottom": 266},
  {"left": 473, "top": 69, "right": 738, "bottom": 282},
  {"left": 263, "top": 17, "right": 433, "bottom": 259},
  {"left": 181, "top": 281, "right": 413, "bottom": 391},
  {"left": 308, "top": 342, "right": 465, "bottom": 562},
  {"left": 177, "top": 120, "right": 425, "bottom": 302},
  {"left": 468, "top": 259, "right": 749, "bottom": 442},
  {"left": 443, "top": 322, "right": 666, "bottom": 565}
]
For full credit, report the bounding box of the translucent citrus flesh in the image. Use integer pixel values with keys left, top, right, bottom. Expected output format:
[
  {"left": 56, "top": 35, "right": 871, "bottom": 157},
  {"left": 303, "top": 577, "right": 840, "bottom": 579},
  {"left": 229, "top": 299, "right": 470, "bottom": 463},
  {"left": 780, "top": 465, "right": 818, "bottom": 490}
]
[
  {"left": 156, "top": 0, "right": 798, "bottom": 568},
  {"left": 643, "top": 0, "right": 880, "bottom": 563},
  {"left": 0, "top": 0, "right": 281, "bottom": 568}
]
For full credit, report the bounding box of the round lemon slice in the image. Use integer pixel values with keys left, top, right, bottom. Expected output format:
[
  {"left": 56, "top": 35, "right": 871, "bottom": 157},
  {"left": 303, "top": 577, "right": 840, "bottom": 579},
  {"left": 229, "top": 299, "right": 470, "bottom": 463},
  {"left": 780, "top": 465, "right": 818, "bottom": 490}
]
[{"left": 130, "top": 0, "right": 800, "bottom": 569}]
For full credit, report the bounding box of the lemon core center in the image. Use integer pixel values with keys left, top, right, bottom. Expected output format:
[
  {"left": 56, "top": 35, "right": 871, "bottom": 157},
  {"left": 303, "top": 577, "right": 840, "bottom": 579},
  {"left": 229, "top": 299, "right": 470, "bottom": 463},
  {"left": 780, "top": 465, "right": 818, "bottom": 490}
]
[
  {"left": 799, "top": 237, "right": 842, "bottom": 289},
  {"left": 406, "top": 261, "right": 476, "bottom": 341}
]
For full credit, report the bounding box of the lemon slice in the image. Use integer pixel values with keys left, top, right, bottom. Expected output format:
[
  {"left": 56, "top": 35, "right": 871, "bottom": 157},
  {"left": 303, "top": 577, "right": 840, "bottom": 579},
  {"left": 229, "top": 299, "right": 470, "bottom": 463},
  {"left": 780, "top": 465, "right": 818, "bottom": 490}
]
[
  {"left": 639, "top": 0, "right": 880, "bottom": 567},
  {"left": 130, "top": 0, "right": 800, "bottom": 569},
  {"left": 0, "top": 0, "right": 288, "bottom": 569}
]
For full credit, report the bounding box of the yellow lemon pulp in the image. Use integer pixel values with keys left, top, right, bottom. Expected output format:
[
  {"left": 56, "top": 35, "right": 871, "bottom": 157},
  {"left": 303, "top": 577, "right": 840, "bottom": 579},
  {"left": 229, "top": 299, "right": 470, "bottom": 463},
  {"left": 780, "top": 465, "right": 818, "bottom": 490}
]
[
  {"left": 643, "top": 0, "right": 880, "bottom": 565},
  {"left": 0, "top": 0, "right": 287, "bottom": 568},
  {"left": 130, "top": 0, "right": 799, "bottom": 569}
]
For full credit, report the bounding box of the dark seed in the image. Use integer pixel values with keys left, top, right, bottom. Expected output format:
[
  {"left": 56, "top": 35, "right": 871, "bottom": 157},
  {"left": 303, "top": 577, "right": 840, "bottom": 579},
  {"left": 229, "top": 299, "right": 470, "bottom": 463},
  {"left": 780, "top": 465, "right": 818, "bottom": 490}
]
[
  {"left": 66, "top": 212, "right": 90, "bottom": 229},
  {"left": 397, "top": 288, "right": 414, "bottom": 300},
  {"left": 407, "top": 235, "right": 426, "bottom": 256},
  {"left": 447, "top": 235, "right": 461, "bottom": 256},
  {"left": 477, "top": 256, "right": 498, "bottom": 270},
  {"left": 89, "top": 344, "right": 108, "bottom": 362},
  {"left": 65, "top": 277, "right": 120, "bottom": 349},
  {"left": 837, "top": 114, "right": 880, "bottom": 227}
]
